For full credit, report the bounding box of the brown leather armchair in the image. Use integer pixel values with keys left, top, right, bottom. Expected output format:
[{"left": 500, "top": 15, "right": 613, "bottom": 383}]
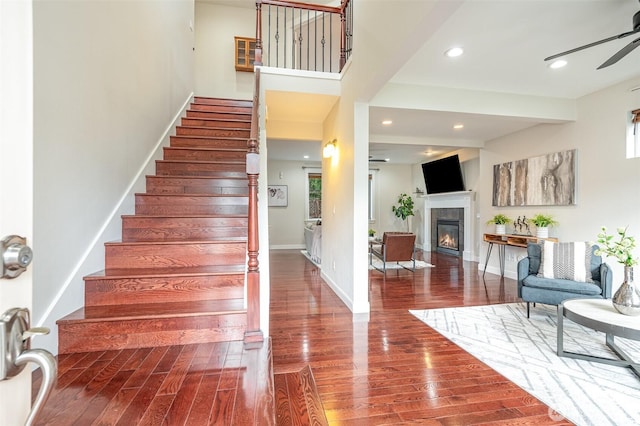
[{"left": 369, "top": 232, "right": 416, "bottom": 273}]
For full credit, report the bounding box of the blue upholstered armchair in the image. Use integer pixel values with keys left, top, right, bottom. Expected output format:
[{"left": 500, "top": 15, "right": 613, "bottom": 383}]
[{"left": 517, "top": 243, "right": 612, "bottom": 318}]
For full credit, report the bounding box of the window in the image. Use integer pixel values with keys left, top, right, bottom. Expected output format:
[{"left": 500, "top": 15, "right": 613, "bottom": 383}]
[
  {"left": 304, "top": 169, "right": 375, "bottom": 221},
  {"left": 306, "top": 170, "right": 322, "bottom": 220},
  {"left": 235, "top": 36, "right": 256, "bottom": 72},
  {"left": 628, "top": 108, "right": 640, "bottom": 159}
]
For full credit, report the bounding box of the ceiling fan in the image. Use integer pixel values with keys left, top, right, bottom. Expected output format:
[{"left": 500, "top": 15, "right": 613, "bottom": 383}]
[{"left": 544, "top": 2, "right": 640, "bottom": 69}]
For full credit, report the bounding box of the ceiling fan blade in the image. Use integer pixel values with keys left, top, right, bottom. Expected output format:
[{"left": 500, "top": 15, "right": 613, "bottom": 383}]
[
  {"left": 597, "top": 36, "right": 640, "bottom": 69},
  {"left": 544, "top": 30, "right": 637, "bottom": 62}
]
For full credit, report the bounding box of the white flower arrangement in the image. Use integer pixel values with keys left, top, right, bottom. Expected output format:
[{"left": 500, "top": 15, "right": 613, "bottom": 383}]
[{"left": 595, "top": 226, "right": 638, "bottom": 267}]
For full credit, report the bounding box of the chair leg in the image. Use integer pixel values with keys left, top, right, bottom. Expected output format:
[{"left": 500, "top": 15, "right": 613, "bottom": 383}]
[{"left": 527, "top": 302, "right": 530, "bottom": 318}]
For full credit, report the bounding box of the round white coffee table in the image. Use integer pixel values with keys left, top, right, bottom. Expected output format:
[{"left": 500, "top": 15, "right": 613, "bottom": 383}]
[{"left": 557, "top": 298, "right": 640, "bottom": 378}]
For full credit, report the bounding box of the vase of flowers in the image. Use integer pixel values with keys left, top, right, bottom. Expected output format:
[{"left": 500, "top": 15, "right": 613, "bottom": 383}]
[
  {"left": 487, "top": 214, "right": 512, "bottom": 235},
  {"left": 595, "top": 226, "right": 640, "bottom": 316}
]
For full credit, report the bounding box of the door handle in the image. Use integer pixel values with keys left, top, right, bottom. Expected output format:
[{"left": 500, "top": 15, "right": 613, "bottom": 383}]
[
  {"left": 1, "top": 308, "right": 57, "bottom": 426},
  {"left": 1, "top": 235, "right": 33, "bottom": 279}
]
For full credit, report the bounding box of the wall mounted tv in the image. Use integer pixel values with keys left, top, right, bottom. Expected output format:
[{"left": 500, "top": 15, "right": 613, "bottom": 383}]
[{"left": 421, "top": 155, "right": 466, "bottom": 194}]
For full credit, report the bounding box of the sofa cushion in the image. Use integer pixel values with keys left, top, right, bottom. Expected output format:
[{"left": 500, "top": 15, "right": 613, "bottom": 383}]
[
  {"left": 527, "top": 243, "right": 542, "bottom": 275},
  {"left": 523, "top": 275, "right": 602, "bottom": 296},
  {"left": 537, "top": 241, "right": 594, "bottom": 283}
]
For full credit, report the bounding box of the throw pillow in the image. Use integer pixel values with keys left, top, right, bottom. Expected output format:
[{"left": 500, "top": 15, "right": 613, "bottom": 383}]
[{"left": 538, "top": 241, "right": 594, "bottom": 283}]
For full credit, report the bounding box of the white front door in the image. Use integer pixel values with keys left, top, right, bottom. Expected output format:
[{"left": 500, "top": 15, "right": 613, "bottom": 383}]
[{"left": 0, "top": 0, "right": 35, "bottom": 424}]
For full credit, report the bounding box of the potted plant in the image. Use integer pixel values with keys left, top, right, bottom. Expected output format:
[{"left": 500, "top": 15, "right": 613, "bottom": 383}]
[
  {"left": 528, "top": 214, "right": 558, "bottom": 238},
  {"left": 392, "top": 193, "right": 415, "bottom": 231},
  {"left": 595, "top": 226, "right": 639, "bottom": 315},
  {"left": 486, "top": 214, "right": 512, "bottom": 235},
  {"left": 368, "top": 228, "right": 376, "bottom": 238}
]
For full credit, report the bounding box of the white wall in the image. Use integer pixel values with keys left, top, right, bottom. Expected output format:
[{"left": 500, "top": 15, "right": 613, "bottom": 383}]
[
  {"left": 369, "top": 163, "right": 414, "bottom": 235},
  {"left": 479, "top": 76, "right": 640, "bottom": 283},
  {"left": 195, "top": 1, "right": 254, "bottom": 99},
  {"left": 267, "top": 159, "right": 321, "bottom": 248},
  {"left": 32, "top": 0, "right": 195, "bottom": 354}
]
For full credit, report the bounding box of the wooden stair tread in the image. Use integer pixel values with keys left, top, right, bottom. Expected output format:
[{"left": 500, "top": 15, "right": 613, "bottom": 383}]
[
  {"left": 176, "top": 125, "right": 250, "bottom": 133},
  {"left": 135, "top": 192, "right": 248, "bottom": 198},
  {"left": 121, "top": 214, "right": 248, "bottom": 218},
  {"left": 193, "top": 96, "right": 252, "bottom": 105},
  {"left": 59, "top": 299, "right": 246, "bottom": 323},
  {"left": 104, "top": 238, "right": 246, "bottom": 246},
  {"left": 171, "top": 134, "right": 247, "bottom": 140},
  {"left": 157, "top": 159, "right": 245, "bottom": 165},
  {"left": 85, "top": 264, "right": 246, "bottom": 279},
  {"left": 145, "top": 175, "right": 248, "bottom": 181},
  {"left": 182, "top": 117, "right": 251, "bottom": 124},
  {"left": 164, "top": 145, "right": 247, "bottom": 152}
]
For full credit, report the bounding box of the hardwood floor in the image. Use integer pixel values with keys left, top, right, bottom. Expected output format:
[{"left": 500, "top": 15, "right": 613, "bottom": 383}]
[
  {"left": 269, "top": 250, "right": 570, "bottom": 425},
  {"left": 34, "top": 249, "right": 569, "bottom": 425}
]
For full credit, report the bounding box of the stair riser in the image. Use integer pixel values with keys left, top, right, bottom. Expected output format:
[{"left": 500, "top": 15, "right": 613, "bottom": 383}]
[
  {"left": 122, "top": 216, "right": 247, "bottom": 241},
  {"left": 176, "top": 127, "right": 250, "bottom": 138},
  {"left": 185, "top": 110, "right": 251, "bottom": 121},
  {"left": 190, "top": 103, "right": 252, "bottom": 114},
  {"left": 163, "top": 148, "right": 246, "bottom": 162},
  {"left": 136, "top": 205, "right": 248, "bottom": 216},
  {"left": 146, "top": 176, "right": 249, "bottom": 195},
  {"left": 156, "top": 162, "right": 246, "bottom": 178},
  {"left": 123, "top": 226, "right": 247, "bottom": 242},
  {"left": 57, "top": 313, "right": 246, "bottom": 354},
  {"left": 181, "top": 118, "right": 251, "bottom": 129},
  {"left": 193, "top": 97, "right": 252, "bottom": 108},
  {"left": 170, "top": 136, "right": 247, "bottom": 149},
  {"left": 105, "top": 242, "right": 246, "bottom": 270},
  {"left": 85, "top": 274, "right": 244, "bottom": 306},
  {"left": 135, "top": 195, "right": 248, "bottom": 216}
]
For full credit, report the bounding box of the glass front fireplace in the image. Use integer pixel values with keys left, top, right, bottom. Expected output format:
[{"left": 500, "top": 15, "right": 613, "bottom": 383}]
[{"left": 437, "top": 219, "right": 461, "bottom": 256}]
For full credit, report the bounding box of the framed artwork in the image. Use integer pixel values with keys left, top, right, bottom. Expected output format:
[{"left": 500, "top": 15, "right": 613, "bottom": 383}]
[
  {"left": 492, "top": 149, "right": 576, "bottom": 206},
  {"left": 267, "top": 185, "right": 288, "bottom": 207}
]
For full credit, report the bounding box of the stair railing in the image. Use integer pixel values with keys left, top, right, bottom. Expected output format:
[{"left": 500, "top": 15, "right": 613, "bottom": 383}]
[
  {"left": 255, "top": 0, "right": 352, "bottom": 73},
  {"left": 245, "top": 68, "right": 263, "bottom": 344}
]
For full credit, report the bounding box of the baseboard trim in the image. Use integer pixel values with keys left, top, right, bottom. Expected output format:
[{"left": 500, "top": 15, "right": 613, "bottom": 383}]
[
  {"left": 270, "top": 244, "right": 305, "bottom": 250},
  {"left": 36, "top": 92, "right": 194, "bottom": 329}
]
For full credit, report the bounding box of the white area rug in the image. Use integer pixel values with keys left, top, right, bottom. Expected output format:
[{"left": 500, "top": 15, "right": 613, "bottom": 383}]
[
  {"left": 410, "top": 303, "right": 640, "bottom": 425},
  {"left": 301, "top": 250, "right": 434, "bottom": 270},
  {"left": 369, "top": 259, "right": 434, "bottom": 270}
]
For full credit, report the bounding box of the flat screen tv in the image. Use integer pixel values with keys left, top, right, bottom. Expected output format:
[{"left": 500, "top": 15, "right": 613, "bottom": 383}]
[{"left": 422, "top": 155, "right": 465, "bottom": 194}]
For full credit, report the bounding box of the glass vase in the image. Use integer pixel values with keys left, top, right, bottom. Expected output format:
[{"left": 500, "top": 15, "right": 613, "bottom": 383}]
[{"left": 612, "top": 266, "right": 640, "bottom": 316}]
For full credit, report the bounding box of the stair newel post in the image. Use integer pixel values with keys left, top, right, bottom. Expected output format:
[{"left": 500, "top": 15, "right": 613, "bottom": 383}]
[
  {"left": 255, "top": 1, "right": 263, "bottom": 66},
  {"left": 245, "top": 69, "right": 263, "bottom": 345}
]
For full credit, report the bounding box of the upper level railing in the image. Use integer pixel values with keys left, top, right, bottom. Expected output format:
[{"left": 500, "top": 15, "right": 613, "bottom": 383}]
[
  {"left": 255, "top": 0, "right": 352, "bottom": 73},
  {"left": 244, "top": 68, "right": 263, "bottom": 344}
]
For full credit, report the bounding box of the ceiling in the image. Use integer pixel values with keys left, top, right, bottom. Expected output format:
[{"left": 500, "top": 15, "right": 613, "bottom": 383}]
[{"left": 206, "top": 0, "right": 640, "bottom": 164}]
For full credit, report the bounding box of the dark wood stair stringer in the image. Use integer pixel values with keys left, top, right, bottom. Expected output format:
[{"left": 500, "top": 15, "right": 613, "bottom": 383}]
[{"left": 57, "top": 97, "right": 255, "bottom": 354}]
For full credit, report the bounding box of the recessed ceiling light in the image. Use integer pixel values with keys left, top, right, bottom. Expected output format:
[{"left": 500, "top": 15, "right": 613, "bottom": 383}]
[
  {"left": 303, "top": 155, "right": 309, "bottom": 159},
  {"left": 453, "top": 123, "right": 464, "bottom": 130},
  {"left": 445, "top": 47, "right": 464, "bottom": 58},
  {"left": 382, "top": 120, "right": 393, "bottom": 125},
  {"left": 549, "top": 59, "right": 567, "bottom": 69}
]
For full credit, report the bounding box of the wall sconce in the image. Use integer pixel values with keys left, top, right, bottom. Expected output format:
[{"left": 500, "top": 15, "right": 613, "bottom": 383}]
[{"left": 323, "top": 139, "right": 337, "bottom": 158}]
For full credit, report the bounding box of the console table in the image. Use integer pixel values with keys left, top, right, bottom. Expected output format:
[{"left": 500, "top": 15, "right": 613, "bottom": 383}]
[{"left": 482, "top": 233, "right": 558, "bottom": 277}]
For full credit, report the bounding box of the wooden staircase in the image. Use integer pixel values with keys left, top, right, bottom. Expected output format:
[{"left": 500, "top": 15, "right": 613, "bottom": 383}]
[{"left": 57, "top": 97, "right": 255, "bottom": 354}]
